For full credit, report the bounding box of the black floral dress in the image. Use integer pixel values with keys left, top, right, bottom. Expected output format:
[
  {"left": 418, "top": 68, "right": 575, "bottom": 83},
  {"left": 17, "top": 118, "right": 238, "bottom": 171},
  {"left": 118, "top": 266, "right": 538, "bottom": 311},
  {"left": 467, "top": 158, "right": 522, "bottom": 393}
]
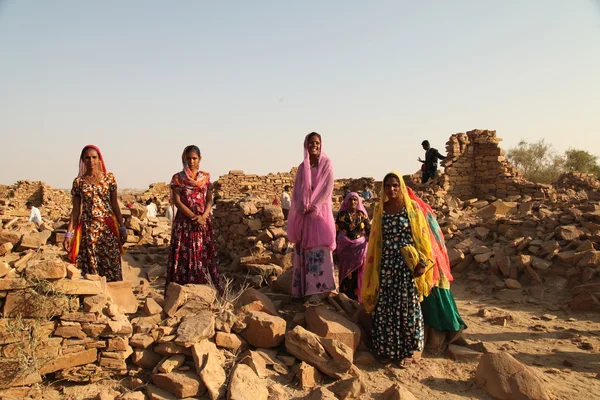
[{"left": 372, "top": 208, "right": 424, "bottom": 361}]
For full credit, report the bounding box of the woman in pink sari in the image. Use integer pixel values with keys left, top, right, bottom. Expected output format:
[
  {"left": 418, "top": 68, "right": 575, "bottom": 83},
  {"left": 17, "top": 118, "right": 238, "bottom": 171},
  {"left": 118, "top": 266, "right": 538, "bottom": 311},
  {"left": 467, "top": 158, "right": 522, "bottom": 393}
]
[
  {"left": 336, "top": 192, "right": 371, "bottom": 301},
  {"left": 288, "top": 132, "right": 336, "bottom": 300}
]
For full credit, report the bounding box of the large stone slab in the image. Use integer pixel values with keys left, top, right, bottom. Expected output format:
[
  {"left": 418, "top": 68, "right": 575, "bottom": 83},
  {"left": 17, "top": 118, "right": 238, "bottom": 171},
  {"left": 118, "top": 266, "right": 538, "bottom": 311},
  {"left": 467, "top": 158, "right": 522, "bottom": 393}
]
[
  {"left": 241, "top": 311, "right": 286, "bottom": 348},
  {"left": 152, "top": 370, "right": 206, "bottom": 398},
  {"left": 285, "top": 325, "right": 353, "bottom": 379},
  {"left": 106, "top": 281, "right": 138, "bottom": 314},
  {"left": 227, "top": 363, "right": 269, "bottom": 400},
  {"left": 40, "top": 348, "right": 98, "bottom": 375},
  {"left": 163, "top": 283, "right": 216, "bottom": 317},
  {"left": 175, "top": 311, "right": 215, "bottom": 347},
  {"left": 305, "top": 305, "right": 361, "bottom": 352}
]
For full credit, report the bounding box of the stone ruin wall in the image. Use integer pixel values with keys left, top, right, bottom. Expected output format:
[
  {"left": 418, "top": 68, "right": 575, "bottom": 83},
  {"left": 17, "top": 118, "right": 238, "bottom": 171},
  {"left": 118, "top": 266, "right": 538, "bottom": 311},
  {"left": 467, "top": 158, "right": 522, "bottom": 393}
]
[
  {"left": 440, "top": 129, "right": 552, "bottom": 200},
  {"left": 214, "top": 169, "right": 297, "bottom": 202}
]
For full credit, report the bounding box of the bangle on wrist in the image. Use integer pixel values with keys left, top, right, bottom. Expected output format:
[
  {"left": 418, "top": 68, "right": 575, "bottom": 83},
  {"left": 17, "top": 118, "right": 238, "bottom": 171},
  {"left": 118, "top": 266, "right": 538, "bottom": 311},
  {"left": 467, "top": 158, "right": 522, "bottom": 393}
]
[{"left": 65, "top": 232, "right": 73, "bottom": 238}]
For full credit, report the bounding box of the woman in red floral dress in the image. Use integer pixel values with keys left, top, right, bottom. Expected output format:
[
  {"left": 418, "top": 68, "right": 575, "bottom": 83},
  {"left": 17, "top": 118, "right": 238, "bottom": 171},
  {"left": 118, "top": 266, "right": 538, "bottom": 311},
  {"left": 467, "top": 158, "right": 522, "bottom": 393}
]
[
  {"left": 166, "top": 145, "right": 221, "bottom": 289},
  {"left": 63, "top": 145, "right": 126, "bottom": 282}
]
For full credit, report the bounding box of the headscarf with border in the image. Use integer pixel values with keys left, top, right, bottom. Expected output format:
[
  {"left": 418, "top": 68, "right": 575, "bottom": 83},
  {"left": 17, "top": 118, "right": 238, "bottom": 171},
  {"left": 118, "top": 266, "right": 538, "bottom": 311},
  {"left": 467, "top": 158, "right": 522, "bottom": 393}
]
[{"left": 361, "top": 172, "right": 435, "bottom": 311}]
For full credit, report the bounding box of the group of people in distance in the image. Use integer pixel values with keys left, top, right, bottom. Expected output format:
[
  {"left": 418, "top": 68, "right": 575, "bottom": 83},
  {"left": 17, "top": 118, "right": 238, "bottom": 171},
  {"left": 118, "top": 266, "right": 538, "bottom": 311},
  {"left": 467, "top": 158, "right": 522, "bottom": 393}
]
[{"left": 62, "top": 134, "right": 464, "bottom": 369}]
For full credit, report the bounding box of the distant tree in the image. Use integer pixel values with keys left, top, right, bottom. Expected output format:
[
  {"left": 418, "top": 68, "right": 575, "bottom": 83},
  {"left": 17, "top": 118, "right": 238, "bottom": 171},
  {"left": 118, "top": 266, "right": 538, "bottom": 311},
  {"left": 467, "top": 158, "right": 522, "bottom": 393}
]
[
  {"left": 507, "top": 139, "right": 565, "bottom": 183},
  {"left": 564, "top": 149, "right": 600, "bottom": 176}
]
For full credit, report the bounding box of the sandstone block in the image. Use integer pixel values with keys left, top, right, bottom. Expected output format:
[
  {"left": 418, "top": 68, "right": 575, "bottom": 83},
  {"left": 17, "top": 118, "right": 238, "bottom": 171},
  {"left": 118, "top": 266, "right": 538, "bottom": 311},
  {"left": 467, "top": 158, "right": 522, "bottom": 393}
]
[
  {"left": 175, "top": 311, "right": 215, "bottom": 347},
  {"left": 305, "top": 305, "right": 361, "bottom": 352},
  {"left": 227, "top": 364, "right": 268, "bottom": 400},
  {"left": 163, "top": 283, "right": 216, "bottom": 317},
  {"left": 106, "top": 281, "right": 138, "bottom": 314},
  {"left": 241, "top": 311, "right": 286, "bottom": 348},
  {"left": 235, "top": 288, "right": 278, "bottom": 316},
  {"left": 152, "top": 371, "right": 206, "bottom": 398}
]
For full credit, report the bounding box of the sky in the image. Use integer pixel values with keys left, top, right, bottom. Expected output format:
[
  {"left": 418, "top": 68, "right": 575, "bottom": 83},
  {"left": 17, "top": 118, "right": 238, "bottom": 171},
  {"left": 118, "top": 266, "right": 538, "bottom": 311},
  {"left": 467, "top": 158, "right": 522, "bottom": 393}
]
[{"left": 1, "top": 1, "right": 599, "bottom": 189}]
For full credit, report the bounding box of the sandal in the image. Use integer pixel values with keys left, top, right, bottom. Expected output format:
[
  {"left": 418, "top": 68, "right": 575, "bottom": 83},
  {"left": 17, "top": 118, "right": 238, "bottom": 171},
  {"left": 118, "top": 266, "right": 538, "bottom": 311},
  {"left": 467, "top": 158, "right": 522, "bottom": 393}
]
[
  {"left": 379, "top": 358, "right": 392, "bottom": 365},
  {"left": 398, "top": 358, "right": 414, "bottom": 369}
]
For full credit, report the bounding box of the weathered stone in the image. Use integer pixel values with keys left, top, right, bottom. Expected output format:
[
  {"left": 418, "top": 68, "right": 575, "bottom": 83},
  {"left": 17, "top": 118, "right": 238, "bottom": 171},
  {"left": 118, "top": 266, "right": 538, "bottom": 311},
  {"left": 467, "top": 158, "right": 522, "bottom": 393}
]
[
  {"left": 154, "top": 342, "right": 192, "bottom": 356},
  {"left": 106, "top": 281, "right": 138, "bottom": 314},
  {"left": 40, "top": 348, "right": 98, "bottom": 375},
  {"left": 0, "top": 361, "right": 42, "bottom": 390},
  {"left": 53, "top": 278, "right": 105, "bottom": 295},
  {"left": 157, "top": 355, "right": 185, "bottom": 373},
  {"left": 0, "top": 261, "right": 11, "bottom": 277},
  {"left": 305, "top": 305, "right": 361, "bottom": 352},
  {"left": 65, "top": 264, "right": 82, "bottom": 279},
  {"left": 163, "top": 283, "right": 216, "bottom": 317},
  {"left": 0, "top": 278, "right": 32, "bottom": 291},
  {"left": 329, "top": 375, "right": 367, "bottom": 400},
  {"left": 475, "top": 352, "right": 550, "bottom": 400},
  {"left": 17, "top": 230, "right": 52, "bottom": 250},
  {"left": 241, "top": 311, "right": 286, "bottom": 348},
  {"left": 556, "top": 225, "right": 583, "bottom": 241},
  {"left": 191, "top": 340, "right": 226, "bottom": 400},
  {"left": 285, "top": 326, "right": 353, "bottom": 379},
  {"left": 271, "top": 268, "right": 293, "bottom": 295},
  {"left": 227, "top": 363, "right": 269, "bottom": 400},
  {"left": 306, "top": 387, "right": 337, "bottom": 400},
  {"left": 175, "top": 311, "right": 215, "bottom": 347},
  {"left": 54, "top": 325, "right": 87, "bottom": 339},
  {"left": 297, "top": 362, "right": 321, "bottom": 389},
  {"left": 215, "top": 332, "right": 243, "bottom": 350},
  {"left": 240, "top": 350, "right": 269, "bottom": 378},
  {"left": 130, "top": 333, "right": 155, "bottom": 349},
  {"left": 577, "top": 250, "right": 600, "bottom": 267},
  {"left": 571, "top": 292, "right": 600, "bottom": 312},
  {"left": 152, "top": 371, "right": 206, "bottom": 398},
  {"left": 83, "top": 294, "right": 109, "bottom": 313},
  {"left": 132, "top": 349, "right": 164, "bottom": 369},
  {"left": 504, "top": 278, "right": 522, "bottom": 290},
  {"left": 144, "top": 297, "right": 163, "bottom": 316},
  {"left": 235, "top": 288, "right": 278, "bottom": 316}
]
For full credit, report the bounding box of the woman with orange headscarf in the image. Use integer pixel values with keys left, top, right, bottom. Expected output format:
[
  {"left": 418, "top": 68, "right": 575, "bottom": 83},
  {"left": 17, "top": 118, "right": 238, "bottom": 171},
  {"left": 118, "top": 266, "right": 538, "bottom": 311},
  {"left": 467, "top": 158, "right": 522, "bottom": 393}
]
[
  {"left": 166, "top": 145, "right": 221, "bottom": 289},
  {"left": 63, "top": 145, "right": 126, "bottom": 281}
]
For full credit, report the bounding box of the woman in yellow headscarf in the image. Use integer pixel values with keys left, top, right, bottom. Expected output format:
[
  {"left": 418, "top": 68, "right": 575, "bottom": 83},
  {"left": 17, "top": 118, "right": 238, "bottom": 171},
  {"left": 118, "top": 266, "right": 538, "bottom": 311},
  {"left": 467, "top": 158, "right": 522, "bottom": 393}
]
[{"left": 361, "top": 172, "right": 432, "bottom": 368}]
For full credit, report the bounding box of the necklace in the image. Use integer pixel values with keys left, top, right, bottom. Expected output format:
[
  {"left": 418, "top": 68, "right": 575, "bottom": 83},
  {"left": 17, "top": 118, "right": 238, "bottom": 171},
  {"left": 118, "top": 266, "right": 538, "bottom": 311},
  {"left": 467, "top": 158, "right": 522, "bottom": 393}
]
[{"left": 84, "top": 173, "right": 103, "bottom": 185}]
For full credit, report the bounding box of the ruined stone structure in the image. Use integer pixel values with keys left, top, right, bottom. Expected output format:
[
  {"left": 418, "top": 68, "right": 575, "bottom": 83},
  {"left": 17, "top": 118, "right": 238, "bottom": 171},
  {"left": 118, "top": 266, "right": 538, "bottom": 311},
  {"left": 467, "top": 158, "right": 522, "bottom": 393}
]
[
  {"left": 214, "top": 169, "right": 297, "bottom": 201},
  {"left": 440, "top": 129, "right": 549, "bottom": 200}
]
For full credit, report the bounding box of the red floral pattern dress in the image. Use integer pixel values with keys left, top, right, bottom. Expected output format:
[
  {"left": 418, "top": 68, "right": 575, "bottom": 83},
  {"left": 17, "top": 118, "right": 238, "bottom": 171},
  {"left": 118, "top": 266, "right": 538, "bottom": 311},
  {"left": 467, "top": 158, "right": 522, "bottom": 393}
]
[
  {"left": 71, "top": 173, "right": 123, "bottom": 281},
  {"left": 166, "top": 171, "right": 221, "bottom": 288}
]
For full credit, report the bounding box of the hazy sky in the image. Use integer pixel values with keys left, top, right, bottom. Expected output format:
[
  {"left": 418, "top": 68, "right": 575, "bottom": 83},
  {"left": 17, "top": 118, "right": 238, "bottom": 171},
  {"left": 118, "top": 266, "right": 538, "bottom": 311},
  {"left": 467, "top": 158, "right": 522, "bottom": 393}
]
[{"left": 1, "top": 1, "right": 599, "bottom": 189}]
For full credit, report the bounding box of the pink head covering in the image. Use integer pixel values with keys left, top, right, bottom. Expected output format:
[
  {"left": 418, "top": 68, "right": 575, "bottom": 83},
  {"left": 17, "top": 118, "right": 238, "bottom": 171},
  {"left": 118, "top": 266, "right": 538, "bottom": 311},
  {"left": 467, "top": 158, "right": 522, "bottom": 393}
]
[
  {"left": 287, "top": 133, "right": 336, "bottom": 250},
  {"left": 78, "top": 145, "right": 107, "bottom": 177},
  {"left": 339, "top": 192, "right": 368, "bottom": 216}
]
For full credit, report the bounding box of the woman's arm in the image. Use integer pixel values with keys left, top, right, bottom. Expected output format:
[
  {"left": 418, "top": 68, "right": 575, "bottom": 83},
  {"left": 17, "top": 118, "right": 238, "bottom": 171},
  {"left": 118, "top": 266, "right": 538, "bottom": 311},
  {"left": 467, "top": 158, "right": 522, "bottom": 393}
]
[
  {"left": 172, "top": 188, "right": 197, "bottom": 220},
  {"left": 201, "top": 188, "right": 213, "bottom": 220},
  {"left": 109, "top": 187, "right": 124, "bottom": 227},
  {"left": 63, "top": 195, "right": 81, "bottom": 251}
]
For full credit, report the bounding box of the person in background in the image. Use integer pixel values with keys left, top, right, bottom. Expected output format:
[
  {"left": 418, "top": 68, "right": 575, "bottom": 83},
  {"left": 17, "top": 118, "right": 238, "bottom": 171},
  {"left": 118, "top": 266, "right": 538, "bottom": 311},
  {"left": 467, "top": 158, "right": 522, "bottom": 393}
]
[
  {"left": 146, "top": 199, "right": 157, "bottom": 218},
  {"left": 165, "top": 194, "right": 176, "bottom": 225},
  {"left": 418, "top": 140, "right": 446, "bottom": 183},
  {"left": 361, "top": 184, "right": 373, "bottom": 200},
  {"left": 335, "top": 192, "right": 370, "bottom": 301},
  {"left": 287, "top": 132, "right": 336, "bottom": 303},
  {"left": 281, "top": 185, "right": 291, "bottom": 220},
  {"left": 63, "top": 145, "right": 126, "bottom": 281},
  {"left": 26, "top": 201, "right": 42, "bottom": 227}
]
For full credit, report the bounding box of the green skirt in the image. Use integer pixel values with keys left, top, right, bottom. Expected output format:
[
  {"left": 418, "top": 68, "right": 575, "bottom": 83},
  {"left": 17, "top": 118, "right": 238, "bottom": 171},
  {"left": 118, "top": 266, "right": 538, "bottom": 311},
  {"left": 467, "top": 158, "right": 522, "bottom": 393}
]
[{"left": 421, "top": 287, "right": 466, "bottom": 332}]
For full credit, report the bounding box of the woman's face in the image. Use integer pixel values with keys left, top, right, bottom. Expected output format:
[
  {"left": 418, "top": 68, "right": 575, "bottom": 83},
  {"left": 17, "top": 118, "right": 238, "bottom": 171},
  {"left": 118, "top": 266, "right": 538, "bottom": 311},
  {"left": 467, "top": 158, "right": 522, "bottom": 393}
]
[
  {"left": 307, "top": 135, "right": 321, "bottom": 157},
  {"left": 384, "top": 176, "right": 401, "bottom": 200},
  {"left": 185, "top": 151, "right": 201, "bottom": 171},
  {"left": 349, "top": 196, "right": 359, "bottom": 212},
  {"left": 82, "top": 148, "right": 100, "bottom": 172}
]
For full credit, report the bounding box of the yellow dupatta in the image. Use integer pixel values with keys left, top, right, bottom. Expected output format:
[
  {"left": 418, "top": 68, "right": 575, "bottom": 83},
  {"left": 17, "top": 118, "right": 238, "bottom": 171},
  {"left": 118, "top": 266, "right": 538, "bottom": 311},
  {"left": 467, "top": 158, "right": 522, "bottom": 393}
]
[{"left": 361, "top": 172, "right": 435, "bottom": 312}]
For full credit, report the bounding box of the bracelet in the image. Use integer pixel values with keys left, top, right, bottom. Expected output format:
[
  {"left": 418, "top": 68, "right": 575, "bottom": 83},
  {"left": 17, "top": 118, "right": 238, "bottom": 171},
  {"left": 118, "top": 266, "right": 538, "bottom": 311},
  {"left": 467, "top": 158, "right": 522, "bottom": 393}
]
[
  {"left": 65, "top": 232, "right": 73, "bottom": 239},
  {"left": 119, "top": 226, "right": 127, "bottom": 231}
]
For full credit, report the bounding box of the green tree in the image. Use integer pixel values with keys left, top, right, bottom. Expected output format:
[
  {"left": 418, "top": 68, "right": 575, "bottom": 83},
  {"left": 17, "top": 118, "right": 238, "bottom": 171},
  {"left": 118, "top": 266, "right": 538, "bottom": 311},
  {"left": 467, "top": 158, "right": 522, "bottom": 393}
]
[
  {"left": 507, "top": 139, "right": 565, "bottom": 183},
  {"left": 564, "top": 149, "right": 600, "bottom": 176}
]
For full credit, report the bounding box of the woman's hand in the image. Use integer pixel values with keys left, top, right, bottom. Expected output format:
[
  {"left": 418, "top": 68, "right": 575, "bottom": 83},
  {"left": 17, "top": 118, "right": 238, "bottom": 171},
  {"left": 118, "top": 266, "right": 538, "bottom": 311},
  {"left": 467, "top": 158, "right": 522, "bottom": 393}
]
[
  {"left": 62, "top": 236, "right": 72, "bottom": 252},
  {"left": 119, "top": 227, "right": 128, "bottom": 245}
]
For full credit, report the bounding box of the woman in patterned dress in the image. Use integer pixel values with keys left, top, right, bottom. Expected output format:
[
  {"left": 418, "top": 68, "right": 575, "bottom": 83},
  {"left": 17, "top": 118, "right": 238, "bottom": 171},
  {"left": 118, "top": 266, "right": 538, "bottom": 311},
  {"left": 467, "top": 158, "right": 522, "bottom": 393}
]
[
  {"left": 63, "top": 145, "right": 126, "bottom": 281},
  {"left": 335, "top": 192, "right": 371, "bottom": 301},
  {"left": 166, "top": 145, "right": 221, "bottom": 290},
  {"left": 287, "top": 132, "right": 336, "bottom": 302},
  {"left": 362, "top": 172, "right": 432, "bottom": 368}
]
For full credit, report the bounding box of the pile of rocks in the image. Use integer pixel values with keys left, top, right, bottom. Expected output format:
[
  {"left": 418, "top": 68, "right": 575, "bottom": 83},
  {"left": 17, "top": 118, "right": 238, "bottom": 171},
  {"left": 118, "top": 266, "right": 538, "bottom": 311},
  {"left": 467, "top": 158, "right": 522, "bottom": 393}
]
[
  {"left": 555, "top": 171, "right": 600, "bottom": 199},
  {"left": 434, "top": 194, "right": 600, "bottom": 311},
  {"left": 215, "top": 169, "right": 296, "bottom": 201}
]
